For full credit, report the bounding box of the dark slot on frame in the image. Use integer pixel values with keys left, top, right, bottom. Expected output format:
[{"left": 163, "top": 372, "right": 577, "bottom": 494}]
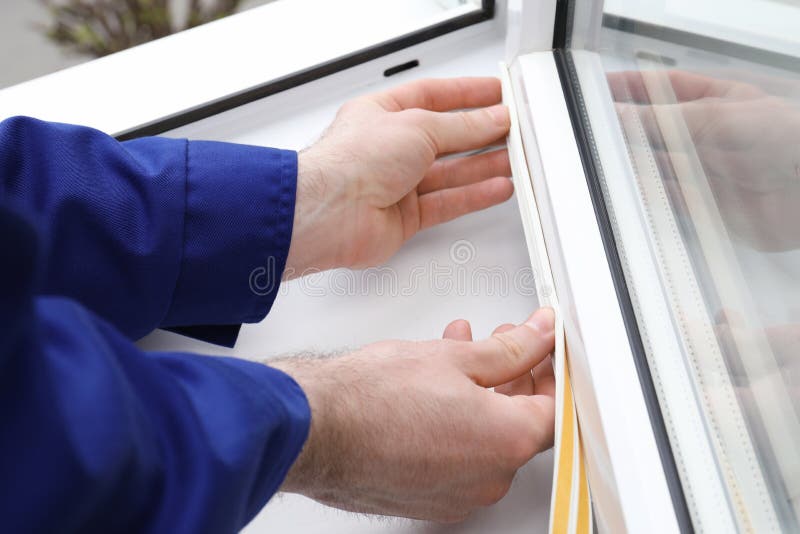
[{"left": 383, "top": 60, "right": 420, "bottom": 77}]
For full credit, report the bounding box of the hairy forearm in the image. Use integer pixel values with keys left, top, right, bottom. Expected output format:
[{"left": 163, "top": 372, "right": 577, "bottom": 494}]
[
  {"left": 269, "top": 354, "right": 351, "bottom": 497},
  {"left": 262, "top": 309, "right": 556, "bottom": 523}
]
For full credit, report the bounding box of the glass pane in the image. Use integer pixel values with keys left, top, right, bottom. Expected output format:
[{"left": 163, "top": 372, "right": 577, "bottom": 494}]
[{"left": 573, "top": 0, "right": 800, "bottom": 530}]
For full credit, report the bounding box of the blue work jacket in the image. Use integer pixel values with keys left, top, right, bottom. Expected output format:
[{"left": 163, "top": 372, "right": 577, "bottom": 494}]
[{"left": 0, "top": 116, "right": 311, "bottom": 533}]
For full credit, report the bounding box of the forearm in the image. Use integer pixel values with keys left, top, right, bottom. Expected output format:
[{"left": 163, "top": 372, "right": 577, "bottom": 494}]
[
  {"left": 266, "top": 309, "right": 556, "bottom": 523},
  {"left": 270, "top": 355, "right": 344, "bottom": 495}
]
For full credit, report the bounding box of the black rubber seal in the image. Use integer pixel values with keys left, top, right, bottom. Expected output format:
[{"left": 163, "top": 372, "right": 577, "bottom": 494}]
[{"left": 552, "top": 0, "right": 569, "bottom": 49}]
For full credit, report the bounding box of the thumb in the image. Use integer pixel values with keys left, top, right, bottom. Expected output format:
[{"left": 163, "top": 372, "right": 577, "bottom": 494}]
[
  {"left": 442, "top": 319, "right": 473, "bottom": 341},
  {"left": 459, "top": 308, "right": 556, "bottom": 387}
]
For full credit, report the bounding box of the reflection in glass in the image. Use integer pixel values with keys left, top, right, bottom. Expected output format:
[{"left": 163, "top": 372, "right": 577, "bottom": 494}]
[{"left": 581, "top": 6, "right": 800, "bottom": 531}]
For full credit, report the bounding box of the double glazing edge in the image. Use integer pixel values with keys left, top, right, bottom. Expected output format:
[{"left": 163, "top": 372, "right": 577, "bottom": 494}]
[{"left": 552, "top": 1, "right": 694, "bottom": 531}]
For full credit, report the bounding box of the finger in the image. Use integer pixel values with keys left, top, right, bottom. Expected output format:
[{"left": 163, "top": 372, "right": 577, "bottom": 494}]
[
  {"left": 615, "top": 102, "right": 667, "bottom": 151},
  {"left": 443, "top": 319, "right": 473, "bottom": 341},
  {"left": 373, "top": 77, "right": 502, "bottom": 112},
  {"left": 495, "top": 372, "right": 534, "bottom": 397},
  {"left": 608, "top": 70, "right": 733, "bottom": 104},
  {"left": 531, "top": 355, "right": 555, "bottom": 399},
  {"left": 668, "top": 72, "right": 764, "bottom": 100},
  {"left": 491, "top": 324, "right": 516, "bottom": 335},
  {"left": 418, "top": 176, "right": 513, "bottom": 230},
  {"left": 766, "top": 324, "right": 800, "bottom": 353},
  {"left": 492, "top": 324, "right": 535, "bottom": 396},
  {"left": 490, "top": 324, "right": 518, "bottom": 394},
  {"left": 497, "top": 354, "right": 553, "bottom": 397},
  {"left": 418, "top": 148, "right": 511, "bottom": 195},
  {"left": 459, "top": 308, "right": 556, "bottom": 388},
  {"left": 498, "top": 348, "right": 555, "bottom": 397},
  {"left": 512, "top": 395, "right": 556, "bottom": 452},
  {"left": 607, "top": 70, "right": 647, "bottom": 103},
  {"left": 615, "top": 99, "right": 719, "bottom": 149},
  {"left": 411, "top": 105, "right": 510, "bottom": 155}
]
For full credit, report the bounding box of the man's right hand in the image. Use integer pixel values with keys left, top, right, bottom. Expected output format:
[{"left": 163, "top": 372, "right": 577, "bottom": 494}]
[{"left": 270, "top": 307, "right": 556, "bottom": 522}]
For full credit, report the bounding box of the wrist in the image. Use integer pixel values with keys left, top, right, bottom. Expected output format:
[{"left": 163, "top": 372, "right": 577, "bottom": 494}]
[
  {"left": 270, "top": 356, "right": 347, "bottom": 497},
  {"left": 285, "top": 150, "right": 346, "bottom": 277}
]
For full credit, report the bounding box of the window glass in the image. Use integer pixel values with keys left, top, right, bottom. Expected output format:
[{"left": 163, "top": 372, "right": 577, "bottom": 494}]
[{"left": 572, "top": 0, "right": 800, "bottom": 530}]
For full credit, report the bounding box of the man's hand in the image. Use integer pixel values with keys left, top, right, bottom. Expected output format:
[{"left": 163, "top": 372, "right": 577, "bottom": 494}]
[
  {"left": 609, "top": 70, "right": 800, "bottom": 251},
  {"left": 285, "top": 77, "right": 513, "bottom": 275},
  {"left": 271, "top": 308, "right": 555, "bottom": 522}
]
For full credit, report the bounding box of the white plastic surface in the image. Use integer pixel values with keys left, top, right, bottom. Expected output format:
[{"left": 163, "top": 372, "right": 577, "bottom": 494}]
[
  {"left": 504, "top": 0, "right": 557, "bottom": 62},
  {"left": 511, "top": 52, "right": 680, "bottom": 533}
]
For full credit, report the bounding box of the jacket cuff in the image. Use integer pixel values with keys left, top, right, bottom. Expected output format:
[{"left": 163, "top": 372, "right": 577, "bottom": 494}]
[
  {"left": 160, "top": 141, "right": 297, "bottom": 341},
  {"left": 207, "top": 355, "right": 312, "bottom": 520}
]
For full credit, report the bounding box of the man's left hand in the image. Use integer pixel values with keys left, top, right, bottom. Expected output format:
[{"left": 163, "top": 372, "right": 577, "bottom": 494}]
[{"left": 285, "top": 77, "right": 513, "bottom": 275}]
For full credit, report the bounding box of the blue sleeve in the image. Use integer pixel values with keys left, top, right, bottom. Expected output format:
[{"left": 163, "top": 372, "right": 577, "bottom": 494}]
[
  {"left": 0, "top": 207, "right": 311, "bottom": 532},
  {"left": 0, "top": 116, "right": 297, "bottom": 345}
]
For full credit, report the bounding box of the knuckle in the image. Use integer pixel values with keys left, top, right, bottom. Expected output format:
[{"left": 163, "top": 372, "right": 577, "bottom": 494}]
[
  {"left": 440, "top": 157, "right": 457, "bottom": 183},
  {"left": 412, "top": 79, "right": 436, "bottom": 108},
  {"left": 457, "top": 110, "right": 478, "bottom": 131},
  {"left": 401, "top": 107, "right": 428, "bottom": 124},
  {"left": 493, "top": 332, "right": 527, "bottom": 364},
  {"left": 400, "top": 109, "right": 437, "bottom": 145},
  {"left": 337, "top": 98, "right": 362, "bottom": 115},
  {"left": 464, "top": 340, "right": 488, "bottom": 362}
]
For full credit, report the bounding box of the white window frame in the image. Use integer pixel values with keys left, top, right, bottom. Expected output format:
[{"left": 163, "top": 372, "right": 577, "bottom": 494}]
[
  {"left": 0, "top": 0, "right": 494, "bottom": 137},
  {"left": 506, "top": 1, "right": 693, "bottom": 531},
  {"left": 506, "top": 51, "right": 682, "bottom": 534}
]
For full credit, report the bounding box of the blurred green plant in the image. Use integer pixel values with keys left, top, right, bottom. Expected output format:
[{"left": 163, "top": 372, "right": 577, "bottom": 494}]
[{"left": 40, "top": 0, "right": 243, "bottom": 57}]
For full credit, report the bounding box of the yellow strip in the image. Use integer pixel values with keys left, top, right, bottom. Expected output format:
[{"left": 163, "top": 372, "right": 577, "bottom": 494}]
[
  {"left": 501, "top": 63, "right": 593, "bottom": 533},
  {"left": 576, "top": 430, "right": 591, "bottom": 534},
  {"left": 552, "top": 358, "right": 576, "bottom": 533}
]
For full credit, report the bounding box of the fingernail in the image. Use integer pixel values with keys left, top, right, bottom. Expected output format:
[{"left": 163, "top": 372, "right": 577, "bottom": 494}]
[
  {"left": 525, "top": 307, "right": 555, "bottom": 334},
  {"left": 487, "top": 104, "right": 510, "bottom": 127}
]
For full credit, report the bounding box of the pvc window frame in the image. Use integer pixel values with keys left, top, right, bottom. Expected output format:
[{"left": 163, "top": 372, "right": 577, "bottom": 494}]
[
  {"left": 0, "top": 0, "right": 495, "bottom": 138},
  {"left": 505, "top": 0, "right": 692, "bottom": 531}
]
